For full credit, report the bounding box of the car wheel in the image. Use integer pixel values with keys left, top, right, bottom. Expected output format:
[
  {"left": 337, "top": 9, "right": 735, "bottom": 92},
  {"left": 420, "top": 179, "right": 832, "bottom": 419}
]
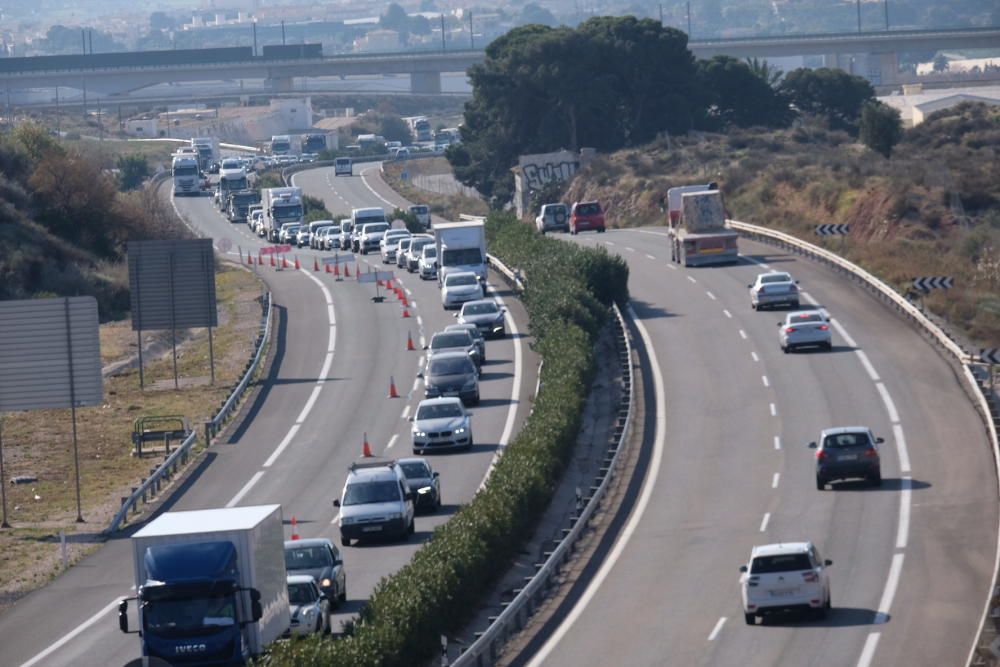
[
  {"left": 816, "top": 476, "right": 825, "bottom": 490},
  {"left": 339, "top": 584, "right": 347, "bottom": 603},
  {"left": 781, "top": 345, "right": 789, "bottom": 354},
  {"left": 315, "top": 615, "right": 323, "bottom": 634},
  {"left": 870, "top": 470, "right": 882, "bottom": 486},
  {"left": 598, "top": 227, "right": 606, "bottom": 233},
  {"left": 823, "top": 342, "right": 833, "bottom": 351},
  {"left": 324, "top": 609, "right": 332, "bottom": 634},
  {"left": 752, "top": 302, "right": 758, "bottom": 311},
  {"left": 472, "top": 392, "right": 480, "bottom": 406},
  {"left": 744, "top": 613, "right": 756, "bottom": 625},
  {"left": 341, "top": 534, "right": 352, "bottom": 547},
  {"left": 408, "top": 518, "right": 415, "bottom": 535},
  {"left": 414, "top": 448, "right": 423, "bottom": 455}
]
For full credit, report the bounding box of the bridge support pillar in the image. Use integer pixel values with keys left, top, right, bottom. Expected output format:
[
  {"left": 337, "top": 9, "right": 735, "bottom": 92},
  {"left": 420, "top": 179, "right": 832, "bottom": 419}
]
[
  {"left": 267, "top": 77, "right": 295, "bottom": 93},
  {"left": 411, "top": 71, "right": 442, "bottom": 95},
  {"left": 868, "top": 51, "right": 899, "bottom": 86}
]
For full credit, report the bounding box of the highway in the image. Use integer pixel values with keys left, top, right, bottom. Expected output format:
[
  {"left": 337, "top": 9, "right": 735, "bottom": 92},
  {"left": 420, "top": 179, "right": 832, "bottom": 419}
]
[
  {"left": 515, "top": 228, "right": 996, "bottom": 667},
  {"left": 0, "top": 163, "right": 537, "bottom": 667}
]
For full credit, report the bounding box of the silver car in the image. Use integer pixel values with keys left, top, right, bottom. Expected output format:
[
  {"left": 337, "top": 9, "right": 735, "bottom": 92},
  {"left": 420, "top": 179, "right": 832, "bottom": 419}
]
[
  {"left": 405, "top": 235, "right": 435, "bottom": 272},
  {"left": 381, "top": 229, "right": 412, "bottom": 263},
  {"left": 324, "top": 225, "right": 343, "bottom": 250},
  {"left": 749, "top": 272, "right": 800, "bottom": 310},
  {"left": 420, "top": 351, "right": 479, "bottom": 405},
  {"left": 778, "top": 311, "right": 832, "bottom": 352},
  {"left": 441, "top": 272, "right": 484, "bottom": 309},
  {"left": 396, "top": 238, "right": 413, "bottom": 268},
  {"left": 426, "top": 330, "right": 481, "bottom": 371},
  {"left": 457, "top": 299, "right": 506, "bottom": 339},
  {"left": 444, "top": 323, "right": 486, "bottom": 362},
  {"left": 286, "top": 575, "right": 330, "bottom": 637},
  {"left": 410, "top": 397, "right": 473, "bottom": 454}
]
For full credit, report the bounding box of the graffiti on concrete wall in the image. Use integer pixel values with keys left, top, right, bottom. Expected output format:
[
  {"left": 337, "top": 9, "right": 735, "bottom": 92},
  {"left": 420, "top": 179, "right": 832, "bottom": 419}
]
[{"left": 518, "top": 150, "right": 579, "bottom": 191}]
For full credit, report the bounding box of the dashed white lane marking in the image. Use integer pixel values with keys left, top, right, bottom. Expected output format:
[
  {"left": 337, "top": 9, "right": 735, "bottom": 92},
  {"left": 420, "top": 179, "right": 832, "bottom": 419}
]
[
  {"left": 759, "top": 513, "right": 771, "bottom": 532},
  {"left": 419, "top": 335, "right": 426, "bottom": 347},
  {"left": 723, "top": 309, "right": 732, "bottom": 318},
  {"left": 263, "top": 424, "right": 300, "bottom": 468},
  {"left": 739, "top": 329, "right": 748, "bottom": 340},
  {"left": 774, "top": 436, "right": 781, "bottom": 450},
  {"left": 667, "top": 264, "right": 677, "bottom": 270},
  {"left": 707, "top": 617, "right": 727, "bottom": 641},
  {"left": 226, "top": 471, "right": 265, "bottom": 507},
  {"left": 385, "top": 434, "right": 398, "bottom": 451},
  {"left": 605, "top": 241, "right": 616, "bottom": 246},
  {"left": 896, "top": 477, "right": 912, "bottom": 549},
  {"left": 17, "top": 597, "right": 123, "bottom": 667},
  {"left": 330, "top": 511, "right": 340, "bottom": 526},
  {"left": 412, "top": 377, "right": 420, "bottom": 392},
  {"left": 751, "top": 352, "right": 759, "bottom": 362},
  {"left": 416, "top": 315, "right": 424, "bottom": 327},
  {"left": 893, "top": 424, "right": 911, "bottom": 473},
  {"left": 418, "top": 355, "right": 425, "bottom": 368},
  {"left": 857, "top": 632, "right": 881, "bottom": 667},
  {"left": 875, "top": 382, "right": 900, "bottom": 423},
  {"left": 687, "top": 275, "right": 697, "bottom": 284},
  {"left": 772, "top": 473, "right": 780, "bottom": 489},
  {"left": 856, "top": 350, "right": 881, "bottom": 382},
  {"left": 401, "top": 405, "right": 411, "bottom": 420},
  {"left": 625, "top": 246, "right": 636, "bottom": 253},
  {"left": 706, "top": 291, "right": 716, "bottom": 301},
  {"left": 769, "top": 402, "right": 777, "bottom": 416},
  {"left": 762, "top": 375, "right": 770, "bottom": 388},
  {"left": 646, "top": 254, "right": 657, "bottom": 260},
  {"left": 830, "top": 317, "right": 858, "bottom": 347}
]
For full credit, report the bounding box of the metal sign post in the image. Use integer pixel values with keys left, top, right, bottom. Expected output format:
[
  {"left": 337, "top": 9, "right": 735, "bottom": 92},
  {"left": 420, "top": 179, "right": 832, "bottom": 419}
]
[
  {"left": 0, "top": 416, "right": 9, "bottom": 528},
  {"left": 64, "top": 298, "right": 85, "bottom": 523}
]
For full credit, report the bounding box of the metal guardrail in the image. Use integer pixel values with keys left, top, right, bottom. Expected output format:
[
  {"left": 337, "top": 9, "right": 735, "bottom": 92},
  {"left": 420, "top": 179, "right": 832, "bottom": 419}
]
[
  {"left": 486, "top": 253, "right": 525, "bottom": 295},
  {"left": 104, "top": 292, "right": 272, "bottom": 534},
  {"left": 727, "top": 219, "right": 1000, "bottom": 666},
  {"left": 453, "top": 294, "right": 634, "bottom": 666}
]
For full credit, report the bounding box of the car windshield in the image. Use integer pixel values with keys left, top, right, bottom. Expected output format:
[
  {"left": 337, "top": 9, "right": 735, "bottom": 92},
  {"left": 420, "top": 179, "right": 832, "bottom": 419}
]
[
  {"left": 398, "top": 240, "right": 412, "bottom": 251},
  {"left": 448, "top": 325, "right": 481, "bottom": 340},
  {"left": 399, "top": 462, "right": 430, "bottom": 479},
  {"left": 442, "top": 248, "right": 483, "bottom": 266},
  {"left": 576, "top": 203, "right": 601, "bottom": 215},
  {"left": 342, "top": 480, "right": 399, "bottom": 505},
  {"left": 423, "top": 247, "right": 437, "bottom": 258},
  {"left": 762, "top": 274, "right": 792, "bottom": 284},
  {"left": 428, "top": 357, "right": 474, "bottom": 376},
  {"left": 464, "top": 302, "right": 498, "bottom": 316},
  {"left": 446, "top": 274, "right": 478, "bottom": 287},
  {"left": 144, "top": 593, "right": 236, "bottom": 636},
  {"left": 274, "top": 205, "right": 303, "bottom": 221},
  {"left": 362, "top": 223, "right": 389, "bottom": 234},
  {"left": 432, "top": 333, "right": 470, "bottom": 349},
  {"left": 411, "top": 206, "right": 428, "bottom": 214},
  {"left": 287, "top": 583, "right": 317, "bottom": 605},
  {"left": 416, "top": 402, "right": 463, "bottom": 419},
  {"left": 410, "top": 238, "right": 432, "bottom": 252},
  {"left": 285, "top": 546, "right": 333, "bottom": 570},
  {"left": 355, "top": 215, "right": 385, "bottom": 226},
  {"left": 823, "top": 432, "right": 871, "bottom": 448},
  {"left": 751, "top": 553, "right": 813, "bottom": 573},
  {"left": 283, "top": 225, "right": 301, "bottom": 235}
]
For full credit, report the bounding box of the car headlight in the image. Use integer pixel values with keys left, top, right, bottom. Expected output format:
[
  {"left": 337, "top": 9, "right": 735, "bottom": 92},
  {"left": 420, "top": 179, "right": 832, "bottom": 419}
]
[
  {"left": 454, "top": 427, "right": 466, "bottom": 435},
  {"left": 386, "top": 512, "right": 403, "bottom": 520},
  {"left": 340, "top": 515, "right": 356, "bottom": 525},
  {"left": 321, "top": 578, "right": 332, "bottom": 588},
  {"left": 413, "top": 430, "right": 427, "bottom": 438}
]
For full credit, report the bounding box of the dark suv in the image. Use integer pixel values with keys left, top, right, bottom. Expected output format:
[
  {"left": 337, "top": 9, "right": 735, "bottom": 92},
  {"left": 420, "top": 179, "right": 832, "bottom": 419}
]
[
  {"left": 812, "top": 426, "right": 883, "bottom": 489},
  {"left": 570, "top": 201, "right": 606, "bottom": 234}
]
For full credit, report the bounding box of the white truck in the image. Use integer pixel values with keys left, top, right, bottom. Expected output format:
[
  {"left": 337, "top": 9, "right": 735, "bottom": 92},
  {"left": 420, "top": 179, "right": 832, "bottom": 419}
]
[
  {"left": 434, "top": 220, "right": 487, "bottom": 286},
  {"left": 667, "top": 186, "right": 739, "bottom": 267},
  {"left": 117, "top": 505, "right": 289, "bottom": 665},
  {"left": 217, "top": 161, "right": 251, "bottom": 211},
  {"left": 262, "top": 187, "right": 305, "bottom": 242},
  {"left": 270, "top": 135, "right": 301, "bottom": 157},
  {"left": 191, "top": 137, "right": 220, "bottom": 170},
  {"left": 171, "top": 155, "right": 201, "bottom": 196}
]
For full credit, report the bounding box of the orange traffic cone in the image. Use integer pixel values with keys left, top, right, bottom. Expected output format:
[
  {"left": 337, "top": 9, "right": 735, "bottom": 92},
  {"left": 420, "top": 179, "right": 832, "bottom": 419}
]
[
  {"left": 294, "top": 256, "right": 301, "bottom": 270},
  {"left": 314, "top": 257, "right": 320, "bottom": 272},
  {"left": 344, "top": 263, "right": 351, "bottom": 278},
  {"left": 402, "top": 307, "right": 411, "bottom": 318},
  {"left": 282, "top": 256, "right": 289, "bottom": 269},
  {"left": 388, "top": 376, "right": 399, "bottom": 398},
  {"left": 334, "top": 262, "right": 341, "bottom": 278},
  {"left": 401, "top": 294, "right": 409, "bottom": 307},
  {"left": 406, "top": 331, "right": 415, "bottom": 351},
  {"left": 269, "top": 254, "right": 275, "bottom": 267},
  {"left": 290, "top": 516, "right": 300, "bottom": 540},
  {"left": 325, "top": 263, "right": 332, "bottom": 274},
  {"left": 362, "top": 433, "right": 373, "bottom": 458},
  {"left": 257, "top": 250, "right": 263, "bottom": 265},
  {"left": 385, "top": 278, "right": 394, "bottom": 290}
]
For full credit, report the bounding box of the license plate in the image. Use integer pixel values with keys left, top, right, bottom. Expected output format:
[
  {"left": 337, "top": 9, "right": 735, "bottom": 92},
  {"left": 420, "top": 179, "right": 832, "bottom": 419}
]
[
  {"left": 770, "top": 590, "right": 795, "bottom": 597},
  {"left": 362, "top": 525, "right": 383, "bottom": 533},
  {"left": 839, "top": 454, "right": 858, "bottom": 461}
]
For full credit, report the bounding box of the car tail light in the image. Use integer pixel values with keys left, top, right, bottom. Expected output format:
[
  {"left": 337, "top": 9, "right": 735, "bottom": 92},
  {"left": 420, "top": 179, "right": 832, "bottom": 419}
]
[
  {"left": 785, "top": 327, "right": 797, "bottom": 333},
  {"left": 864, "top": 447, "right": 879, "bottom": 458},
  {"left": 802, "top": 572, "right": 819, "bottom": 582},
  {"left": 818, "top": 324, "right": 829, "bottom": 331},
  {"left": 758, "top": 287, "right": 767, "bottom": 294},
  {"left": 816, "top": 450, "right": 828, "bottom": 461}
]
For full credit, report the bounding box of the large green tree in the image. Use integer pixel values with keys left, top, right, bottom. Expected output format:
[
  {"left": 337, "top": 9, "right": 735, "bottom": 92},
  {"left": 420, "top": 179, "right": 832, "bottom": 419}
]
[
  {"left": 779, "top": 67, "right": 875, "bottom": 132},
  {"left": 698, "top": 55, "right": 792, "bottom": 129},
  {"left": 450, "top": 17, "right": 700, "bottom": 204},
  {"left": 859, "top": 100, "right": 903, "bottom": 158}
]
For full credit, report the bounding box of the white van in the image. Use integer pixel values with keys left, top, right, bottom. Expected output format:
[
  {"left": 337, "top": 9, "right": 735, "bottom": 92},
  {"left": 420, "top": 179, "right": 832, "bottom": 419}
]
[
  {"left": 334, "top": 157, "right": 352, "bottom": 177},
  {"left": 332, "top": 460, "right": 415, "bottom": 546}
]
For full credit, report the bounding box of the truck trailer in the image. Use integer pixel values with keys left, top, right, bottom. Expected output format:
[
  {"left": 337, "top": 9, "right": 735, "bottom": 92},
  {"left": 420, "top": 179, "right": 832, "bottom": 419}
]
[
  {"left": 666, "top": 187, "right": 739, "bottom": 267},
  {"left": 434, "top": 220, "right": 487, "bottom": 285},
  {"left": 191, "top": 137, "right": 220, "bottom": 170},
  {"left": 118, "top": 505, "right": 289, "bottom": 666}
]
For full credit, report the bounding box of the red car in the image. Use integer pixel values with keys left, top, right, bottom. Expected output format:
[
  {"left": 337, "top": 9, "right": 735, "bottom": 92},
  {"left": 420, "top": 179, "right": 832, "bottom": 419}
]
[{"left": 570, "top": 201, "right": 606, "bottom": 234}]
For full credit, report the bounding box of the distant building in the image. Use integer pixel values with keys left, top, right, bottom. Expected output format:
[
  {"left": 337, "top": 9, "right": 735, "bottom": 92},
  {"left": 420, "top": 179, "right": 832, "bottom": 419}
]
[
  {"left": 912, "top": 93, "right": 1000, "bottom": 125},
  {"left": 124, "top": 118, "right": 159, "bottom": 137},
  {"left": 354, "top": 29, "right": 401, "bottom": 53}
]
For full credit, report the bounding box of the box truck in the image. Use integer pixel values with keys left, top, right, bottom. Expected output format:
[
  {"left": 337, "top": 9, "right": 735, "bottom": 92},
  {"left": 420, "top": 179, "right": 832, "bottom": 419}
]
[
  {"left": 191, "top": 137, "right": 220, "bottom": 170},
  {"left": 666, "top": 186, "right": 739, "bottom": 267},
  {"left": 434, "top": 220, "right": 487, "bottom": 285},
  {"left": 117, "top": 505, "right": 289, "bottom": 666}
]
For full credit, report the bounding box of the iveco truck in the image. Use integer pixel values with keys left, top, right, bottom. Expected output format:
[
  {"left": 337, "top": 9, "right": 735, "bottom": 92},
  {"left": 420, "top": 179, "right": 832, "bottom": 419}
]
[
  {"left": 172, "top": 155, "right": 201, "bottom": 196},
  {"left": 118, "top": 505, "right": 289, "bottom": 666},
  {"left": 262, "top": 187, "right": 304, "bottom": 242}
]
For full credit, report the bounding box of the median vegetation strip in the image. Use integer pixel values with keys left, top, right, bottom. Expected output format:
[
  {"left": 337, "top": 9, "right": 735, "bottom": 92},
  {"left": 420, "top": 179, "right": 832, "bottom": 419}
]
[
  {"left": 0, "top": 264, "right": 264, "bottom": 615},
  {"left": 261, "top": 211, "right": 628, "bottom": 666}
]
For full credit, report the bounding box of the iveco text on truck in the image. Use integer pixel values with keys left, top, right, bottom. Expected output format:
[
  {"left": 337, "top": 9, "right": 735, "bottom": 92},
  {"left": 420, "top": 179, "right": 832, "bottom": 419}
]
[
  {"left": 117, "top": 505, "right": 289, "bottom": 666},
  {"left": 434, "top": 220, "right": 487, "bottom": 285},
  {"left": 666, "top": 186, "right": 739, "bottom": 267},
  {"left": 262, "top": 187, "right": 304, "bottom": 242}
]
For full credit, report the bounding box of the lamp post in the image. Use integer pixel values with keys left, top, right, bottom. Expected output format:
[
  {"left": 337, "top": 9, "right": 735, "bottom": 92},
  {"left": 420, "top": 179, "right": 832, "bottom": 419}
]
[{"left": 252, "top": 18, "right": 258, "bottom": 56}]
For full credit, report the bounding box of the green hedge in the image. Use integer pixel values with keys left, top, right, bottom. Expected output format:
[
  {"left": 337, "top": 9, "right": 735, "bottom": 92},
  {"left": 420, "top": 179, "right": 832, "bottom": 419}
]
[{"left": 260, "top": 212, "right": 628, "bottom": 666}]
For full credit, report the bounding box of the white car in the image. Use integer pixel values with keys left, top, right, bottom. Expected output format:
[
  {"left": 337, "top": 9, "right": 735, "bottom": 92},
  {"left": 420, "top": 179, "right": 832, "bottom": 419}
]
[
  {"left": 749, "top": 272, "right": 800, "bottom": 310},
  {"left": 405, "top": 235, "right": 435, "bottom": 272},
  {"left": 324, "top": 225, "right": 343, "bottom": 250},
  {"left": 380, "top": 229, "right": 412, "bottom": 263},
  {"left": 740, "top": 542, "right": 832, "bottom": 625},
  {"left": 286, "top": 575, "right": 330, "bottom": 637},
  {"left": 418, "top": 245, "right": 437, "bottom": 279},
  {"left": 410, "top": 397, "right": 473, "bottom": 454},
  {"left": 279, "top": 224, "right": 301, "bottom": 245},
  {"left": 778, "top": 311, "right": 832, "bottom": 352},
  {"left": 296, "top": 228, "right": 312, "bottom": 248},
  {"left": 358, "top": 222, "right": 390, "bottom": 255},
  {"left": 441, "top": 271, "right": 484, "bottom": 309}
]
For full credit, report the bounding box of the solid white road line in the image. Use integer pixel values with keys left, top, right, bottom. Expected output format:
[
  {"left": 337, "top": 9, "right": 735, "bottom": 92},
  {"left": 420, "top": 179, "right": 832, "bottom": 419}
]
[
  {"left": 226, "top": 471, "right": 265, "bottom": 507},
  {"left": 830, "top": 318, "right": 858, "bottom": 347},
  {"left": 772, "top": 473, "right": 780, "bottom": 489},
  {"left": 896, "top": 477, "right": 912, "bottom": 549},
  {"left": 526, "top": 305, "right": 665, "bottom": 667},
  {"left": 893, "top": 424, "right": 911, "bottom": 473},
  {"left": 874, "top": 553, "right": 905, "bottom": 624},
  {"left": 667, "top": 264, "right": 677, "bottom": 270},
  {"left": 875, "top": 382, "right": 900, "bottom": 423},
  {"left": 263, "top": 424, "right": 300, "bottom": 468},
  {"left": 707, "top": 617, "right": 727, "bottom": 641},
  {"left": 18, "top": 597, "right": 123, "bottom": 667},
  {"left": 774, "top": 436, "right": 781, "bottom": 450},
  {"left": 605, "top": 241, "right": 616, "bottom": 246},
  {"left": 855, "top": 350, "right": 881, "bottom": 382},
  {"left": 412, "top": 377, "right": 420, "bottom": 392},
  {"left": 625, "top": 246, "right": 636, "bottom": 253},
  {"left": 295, "top": 385, "right": 323, "bottom": 424},
  {"left": 359, "top": 166, "right": 398, "bottom": 208},
  {"left": 857, "top": 633, "right": 881, "bottom": 667},
  {"left": 759, "top": 513, "right": 771, "bottom": 532}
]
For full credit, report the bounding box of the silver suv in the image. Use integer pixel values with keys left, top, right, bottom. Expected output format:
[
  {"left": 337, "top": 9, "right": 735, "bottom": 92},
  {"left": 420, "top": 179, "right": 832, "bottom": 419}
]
[{"left": 332, "top": 460, "right": 415, "bottom": 546}]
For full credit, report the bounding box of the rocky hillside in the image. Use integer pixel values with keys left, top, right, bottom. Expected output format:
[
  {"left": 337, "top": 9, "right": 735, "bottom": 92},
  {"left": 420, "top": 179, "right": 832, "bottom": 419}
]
[{"left": 558, "top": 103, "right": 1000, "bottom": 345}]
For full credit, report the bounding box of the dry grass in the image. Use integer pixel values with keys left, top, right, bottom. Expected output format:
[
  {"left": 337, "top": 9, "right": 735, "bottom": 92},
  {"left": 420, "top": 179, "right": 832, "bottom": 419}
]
[
  {"left": 381, "top": 158, "right": 488, "bottom": 220},
  {"left": 0, "top": 263, "right": 264, "bottom": 613}
]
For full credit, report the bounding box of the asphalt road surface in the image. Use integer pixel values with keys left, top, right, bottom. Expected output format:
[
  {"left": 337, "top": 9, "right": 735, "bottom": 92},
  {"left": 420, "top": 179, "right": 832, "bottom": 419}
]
[
  {"left": 516, "top": 227, "right": 996, "bottom": 667},
  {"left": 0, "top": 164, "right": 537, "bottom": 667}
]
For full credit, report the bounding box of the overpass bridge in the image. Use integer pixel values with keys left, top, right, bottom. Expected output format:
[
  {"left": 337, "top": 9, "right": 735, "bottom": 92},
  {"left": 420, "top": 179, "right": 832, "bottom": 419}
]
[{"left": 0, "top": 26, "right": 996, "bottom": 99}]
